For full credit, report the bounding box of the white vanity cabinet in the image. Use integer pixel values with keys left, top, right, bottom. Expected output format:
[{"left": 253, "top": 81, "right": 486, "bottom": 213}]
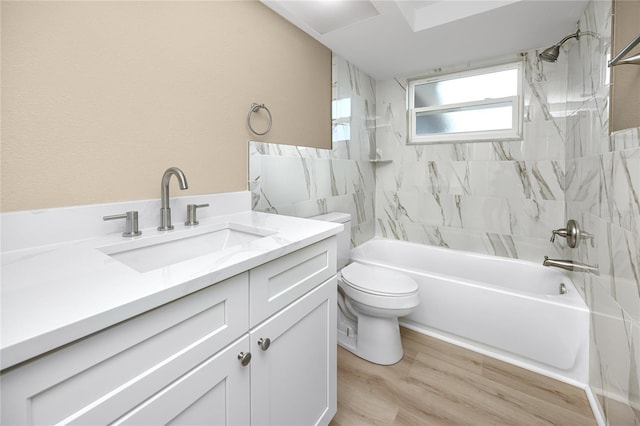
[{"left": 1, "top": 236, "right": 337, "bottom": 426}]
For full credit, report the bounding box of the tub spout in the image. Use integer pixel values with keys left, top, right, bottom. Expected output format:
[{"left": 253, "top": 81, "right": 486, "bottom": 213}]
[{"left": 543, "top": 256, "right": 599, "bottom": 275}]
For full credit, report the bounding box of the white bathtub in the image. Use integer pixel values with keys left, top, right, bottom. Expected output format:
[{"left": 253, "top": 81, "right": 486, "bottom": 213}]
[{"left": 350, "top": 238, "right": 590, "bottom": 386}]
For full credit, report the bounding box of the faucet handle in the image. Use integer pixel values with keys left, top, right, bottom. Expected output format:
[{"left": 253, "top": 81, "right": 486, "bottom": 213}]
[
  {"left": 185, "top": 204, "right": 209, "bottom": 226},
  {"left": 550, "top": 228, "right": 568, "bottom": 242},
  {"left": 550, "top": 219, "right": 595, "bottom": 248},
  {"left": 103, "top": 211, "right": 142, "bottom": 237}
]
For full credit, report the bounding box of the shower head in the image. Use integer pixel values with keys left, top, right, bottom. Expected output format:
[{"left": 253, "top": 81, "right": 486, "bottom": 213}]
[
  {"left": 539, "top": 30, "right": 581, "bottom": 62},
  {"left": 539, "top": 45, "right": 562, "bottom": 62}
]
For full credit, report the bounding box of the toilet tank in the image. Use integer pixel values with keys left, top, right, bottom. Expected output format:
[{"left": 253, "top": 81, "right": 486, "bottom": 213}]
[{"left": 309, "top": 212, "right": 351, "bottom": 269}]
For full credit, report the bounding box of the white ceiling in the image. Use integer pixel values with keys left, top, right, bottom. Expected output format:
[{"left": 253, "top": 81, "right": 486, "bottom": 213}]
[{"left": 261, "top": 0, "right": 590, "bottom": 80}]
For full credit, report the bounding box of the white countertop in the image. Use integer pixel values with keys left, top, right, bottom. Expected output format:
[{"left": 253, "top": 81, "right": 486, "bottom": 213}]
[{"left": 1, "top": 211, "right": 342, "bottom": 370}]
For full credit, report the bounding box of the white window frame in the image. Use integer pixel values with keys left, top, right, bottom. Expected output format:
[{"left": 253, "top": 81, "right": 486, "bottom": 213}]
[{"left": 407, "top": 61, "right": 524, "bottom": 144}]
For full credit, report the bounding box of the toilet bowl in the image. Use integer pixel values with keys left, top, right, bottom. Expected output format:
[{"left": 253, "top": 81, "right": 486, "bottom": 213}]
[
  {"left": 339, "top": 262, "right": 419, "bottom": 365},
  {"left": 310, "top": 212, "right": 420, "bottom": 365}
]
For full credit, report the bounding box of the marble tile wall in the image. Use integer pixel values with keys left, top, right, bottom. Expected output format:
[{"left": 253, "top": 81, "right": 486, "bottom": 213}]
[
  {"left": 249, "top": 54, "right": 376, "bottom": 247},
  {"left": 564, "top": 1, "right": 640, "bottom": 423},
  {"left": 374, "top": 52, "right": 569, "bottom": 263}
]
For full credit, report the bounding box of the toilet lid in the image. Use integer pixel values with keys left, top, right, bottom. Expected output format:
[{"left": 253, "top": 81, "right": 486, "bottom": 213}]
[{"left": 341, "top": 262, "right": 418, "bottom": 296}]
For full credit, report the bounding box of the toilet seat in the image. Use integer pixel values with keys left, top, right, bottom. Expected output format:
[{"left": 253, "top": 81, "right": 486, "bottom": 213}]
[{"left": 341, "top": 262, "right": 418, "bottom": 297}]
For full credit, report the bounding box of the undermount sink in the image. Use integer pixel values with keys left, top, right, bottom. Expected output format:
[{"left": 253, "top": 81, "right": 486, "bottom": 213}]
[{"left": 99, "top": 223, "right": 275, "bottom": 273}]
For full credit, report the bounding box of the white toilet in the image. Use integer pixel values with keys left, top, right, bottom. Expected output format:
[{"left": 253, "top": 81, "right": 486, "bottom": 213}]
[{"left": 311, "top": 212, "right": 420, "bottom": 365}]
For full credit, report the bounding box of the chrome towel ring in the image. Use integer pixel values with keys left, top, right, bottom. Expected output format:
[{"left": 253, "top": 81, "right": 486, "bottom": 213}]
[{"left": 247, "top": 103, "right": 272, "bottom": 136}]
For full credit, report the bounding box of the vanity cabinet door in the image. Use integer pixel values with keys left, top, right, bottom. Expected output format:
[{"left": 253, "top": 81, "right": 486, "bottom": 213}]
[
  {"left": 116, "top": 335, "right": 251, "bottom": 426},
  {"left": 250, "top": 276, "right": 337, "bottom": 426}
]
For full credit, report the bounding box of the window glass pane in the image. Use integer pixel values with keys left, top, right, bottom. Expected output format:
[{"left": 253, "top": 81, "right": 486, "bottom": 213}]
[
  {"left": 414, "top": 68, "right": 517, "bottom": 108},
  {"left": 415, "top": 102, "right": 512, "bottom": 135}
]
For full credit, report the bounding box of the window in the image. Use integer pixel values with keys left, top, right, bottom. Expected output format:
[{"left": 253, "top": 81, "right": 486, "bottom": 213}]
[{"left": 407, "top": 61, "right": 523, "bottom": 144}]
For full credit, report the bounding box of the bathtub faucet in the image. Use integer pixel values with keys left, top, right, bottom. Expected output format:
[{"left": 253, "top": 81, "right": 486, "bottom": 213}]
[{"left": 543, "top": 256, "right": 599, "bottom": 275}]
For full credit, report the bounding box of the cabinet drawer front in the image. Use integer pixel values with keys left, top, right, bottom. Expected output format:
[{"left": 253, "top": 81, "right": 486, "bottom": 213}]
[
  {"left": 250, "top": 237, "right": 336, "bottom": 327},
  {"left": 0, "top": 273, "right": 249, "bottom": 426}
]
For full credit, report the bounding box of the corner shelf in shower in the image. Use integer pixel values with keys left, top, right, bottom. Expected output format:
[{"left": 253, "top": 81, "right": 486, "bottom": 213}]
[{"left": 368, "top": 159, "right": 393, "bottom": 164}]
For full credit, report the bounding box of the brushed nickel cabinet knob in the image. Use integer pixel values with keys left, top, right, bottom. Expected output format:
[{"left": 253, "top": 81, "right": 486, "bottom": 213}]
[
  {"left": 237, "top": 352, "right": 252, "bottom": 366},
  {"left": 258, "top": 338, "right": 271, "bottom": 351}
]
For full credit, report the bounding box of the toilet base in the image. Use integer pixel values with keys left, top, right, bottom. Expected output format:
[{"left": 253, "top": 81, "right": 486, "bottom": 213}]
[
  {"left": 337, "top": 305, "right": 404, "bottom": 365},
  {"left": 337, "top": 306, "right": 357, "bottom": 352}
]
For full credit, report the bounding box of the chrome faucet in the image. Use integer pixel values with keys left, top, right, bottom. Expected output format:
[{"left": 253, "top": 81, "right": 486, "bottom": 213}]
[
  {"left": 158, "top": 167, "right": 188, "bottom": 231},
  {"left": 543, "top": 256, "right": 599, "bottom": 275}
]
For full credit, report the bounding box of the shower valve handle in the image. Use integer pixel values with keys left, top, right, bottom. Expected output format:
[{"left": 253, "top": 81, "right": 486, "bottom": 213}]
[
  {"left": 550, "top": 219, "right": 594, "bottom": 248},
  {"left": 550, "top": 228, "right": 568, "bottom": 243}
]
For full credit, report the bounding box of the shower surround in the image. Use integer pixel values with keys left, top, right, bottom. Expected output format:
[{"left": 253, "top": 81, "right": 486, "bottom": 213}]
[
  {"left": 375, "top": 52, "right": 568, "bottom": 264},
  {"left": 564, "top": 1, "right": 640, "bottom": 423}
]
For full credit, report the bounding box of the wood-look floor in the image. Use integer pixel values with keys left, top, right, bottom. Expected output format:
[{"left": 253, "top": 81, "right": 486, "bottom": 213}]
[{"left": 330, "top": 327, "right": 596, "bottom": 426}]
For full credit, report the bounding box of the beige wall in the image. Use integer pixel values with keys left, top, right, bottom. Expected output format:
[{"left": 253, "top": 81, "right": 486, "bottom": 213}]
[{"left": 1, "top": 1, "right": 331, "bottom": 212}]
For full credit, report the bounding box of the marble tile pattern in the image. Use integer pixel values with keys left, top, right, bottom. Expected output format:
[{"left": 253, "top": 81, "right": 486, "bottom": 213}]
[
  {"left": 249, "top": 54, "right": 376, "bottom": 247},
  {"left": 374, "top": 52, "right": 569, "bottom": 263},
  {"left": 563, "top": 1, "right": 640, "bottom": 423}
]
